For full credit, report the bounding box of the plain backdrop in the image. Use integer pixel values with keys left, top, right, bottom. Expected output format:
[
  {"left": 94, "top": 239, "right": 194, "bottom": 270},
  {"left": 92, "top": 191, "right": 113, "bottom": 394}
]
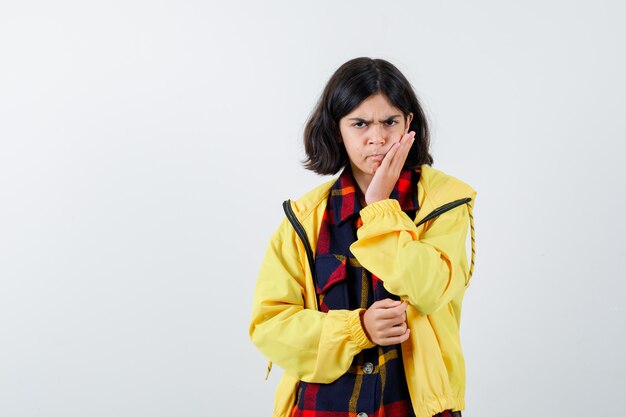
[{"left": 1, "top": 1, "right": 625, "bottom": 416}]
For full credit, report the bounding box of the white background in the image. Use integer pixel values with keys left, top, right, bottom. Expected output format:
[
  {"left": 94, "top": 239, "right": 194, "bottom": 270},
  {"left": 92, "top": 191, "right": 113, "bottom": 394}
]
[{"left": 1, "top": 1, "right": 625, "bottom": 416}]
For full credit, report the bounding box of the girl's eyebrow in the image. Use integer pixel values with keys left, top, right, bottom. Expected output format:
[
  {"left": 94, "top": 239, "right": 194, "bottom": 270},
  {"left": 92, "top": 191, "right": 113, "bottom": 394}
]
[{"left": 347, "top": 114, "right": 402, "bottom": 123}]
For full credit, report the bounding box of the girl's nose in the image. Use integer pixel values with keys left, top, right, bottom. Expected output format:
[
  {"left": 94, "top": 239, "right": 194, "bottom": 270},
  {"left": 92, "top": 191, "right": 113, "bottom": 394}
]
[{"left": 368, "top": 124, "right": 386, "bottom": 144}]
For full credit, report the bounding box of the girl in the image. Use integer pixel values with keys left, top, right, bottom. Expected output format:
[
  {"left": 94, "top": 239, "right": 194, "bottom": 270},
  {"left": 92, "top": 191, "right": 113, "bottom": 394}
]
[{"left": 249, "top": 57, "right": 476, "bottom": 417}]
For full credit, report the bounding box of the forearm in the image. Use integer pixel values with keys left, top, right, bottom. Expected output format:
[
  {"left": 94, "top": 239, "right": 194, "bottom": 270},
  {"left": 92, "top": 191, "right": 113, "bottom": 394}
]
[
  {"left": 249, "top": 220, "right": 375, "bottom": 383},
  {"left": 350, "top": 199, "right": 470, "bottom": 315},
  {"left": 249, "top": 304, "right": 373, "bottom": 383}
]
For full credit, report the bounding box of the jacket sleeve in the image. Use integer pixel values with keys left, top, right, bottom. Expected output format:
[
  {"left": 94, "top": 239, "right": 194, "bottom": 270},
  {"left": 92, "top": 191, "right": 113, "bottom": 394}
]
[
  {"left": 249, "top": 218, "right": 376, "bottom": 384},
  {"left": 350, "top": 198, "right": 472, "bottom": 315}
]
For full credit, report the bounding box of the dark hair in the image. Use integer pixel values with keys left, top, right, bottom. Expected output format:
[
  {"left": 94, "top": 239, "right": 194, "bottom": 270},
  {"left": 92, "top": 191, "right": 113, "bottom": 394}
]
[{"left": 303, "top": 57, "right": 433, "bottom": 175}]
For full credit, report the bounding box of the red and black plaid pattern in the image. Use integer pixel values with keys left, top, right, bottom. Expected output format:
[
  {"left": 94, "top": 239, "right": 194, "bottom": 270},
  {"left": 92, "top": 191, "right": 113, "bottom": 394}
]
[
  {"left": 314, "top": 167, "right": 419, "bottom": 314},
  {"left": 291, "top": 167, "right": 459, "bottom": 417}
]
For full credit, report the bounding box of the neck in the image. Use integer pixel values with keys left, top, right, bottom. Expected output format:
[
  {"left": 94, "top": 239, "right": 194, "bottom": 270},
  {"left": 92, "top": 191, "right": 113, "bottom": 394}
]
[{"left": 350, "top": 166, "right": 372, "bottom": 208}]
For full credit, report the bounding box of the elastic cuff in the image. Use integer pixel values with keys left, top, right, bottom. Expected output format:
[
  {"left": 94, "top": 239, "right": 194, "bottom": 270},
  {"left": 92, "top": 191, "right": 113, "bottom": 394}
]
[
  {"left": 359, "top": 199, "right": 402, "bottom": 223},
  {"left": 347, "top": 309, "right": 376, "bottom": 349}
]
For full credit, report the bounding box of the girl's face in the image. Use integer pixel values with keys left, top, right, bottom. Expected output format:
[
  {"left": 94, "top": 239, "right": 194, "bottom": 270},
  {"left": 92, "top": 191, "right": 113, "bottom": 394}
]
[{"left": 338, "top": 93, "right": 413, "bottom": 180}]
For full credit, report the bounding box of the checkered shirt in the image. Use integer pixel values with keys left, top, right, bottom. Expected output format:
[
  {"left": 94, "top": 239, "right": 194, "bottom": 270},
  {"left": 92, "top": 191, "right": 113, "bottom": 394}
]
[{"left": 291, "top": 166, "right": 459, "bottom": 417}]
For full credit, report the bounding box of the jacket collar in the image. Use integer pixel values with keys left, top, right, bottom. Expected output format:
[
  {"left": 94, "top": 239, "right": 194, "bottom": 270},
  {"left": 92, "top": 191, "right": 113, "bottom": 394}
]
[
  {"left": 330, "top": 166, "right": 420, "bottom": 225},
  {"left": 287, "top": 164, "right": 476, "bottom": 226}
]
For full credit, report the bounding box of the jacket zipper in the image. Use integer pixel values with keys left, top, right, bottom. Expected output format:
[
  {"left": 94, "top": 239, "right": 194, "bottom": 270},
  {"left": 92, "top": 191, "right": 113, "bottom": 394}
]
[
  {"left": 283, "top": 198, "right": 472, "bottom": 267},
  {"left": 282, "top": 200, "right": 316, "bottom": 279},
  {"left": 269, "top": 200, "right": 316, "bottom": 381},
  {"left": 416, "top": 198, "right": 472, "bottom": 227}
]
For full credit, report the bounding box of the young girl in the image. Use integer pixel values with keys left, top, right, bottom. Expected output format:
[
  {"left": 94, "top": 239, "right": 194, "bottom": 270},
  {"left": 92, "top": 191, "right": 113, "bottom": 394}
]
[{"left": 249, "top": 57, "right": 477, "bottom": 417}]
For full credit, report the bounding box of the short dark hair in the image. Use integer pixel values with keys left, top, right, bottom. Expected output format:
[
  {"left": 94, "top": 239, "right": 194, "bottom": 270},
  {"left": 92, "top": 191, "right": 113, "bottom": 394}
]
[{"left": 303, "top": 57, "right": 433, "bottom": 175}]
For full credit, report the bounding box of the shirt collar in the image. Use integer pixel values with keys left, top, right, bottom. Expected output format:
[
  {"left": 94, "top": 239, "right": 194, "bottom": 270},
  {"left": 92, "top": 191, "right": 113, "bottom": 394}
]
[{"left": 330, "top": 166, "right": 420, "bottom": 225}]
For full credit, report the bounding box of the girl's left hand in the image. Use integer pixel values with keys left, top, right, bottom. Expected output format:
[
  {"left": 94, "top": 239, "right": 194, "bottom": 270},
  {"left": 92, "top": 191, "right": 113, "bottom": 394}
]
[{"left": 364, "top": 131, "right": 416, "bottom": 205}]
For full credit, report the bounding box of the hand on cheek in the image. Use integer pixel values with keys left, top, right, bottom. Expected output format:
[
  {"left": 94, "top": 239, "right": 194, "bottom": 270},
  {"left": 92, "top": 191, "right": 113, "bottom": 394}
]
[{"left": 364, "top": 131, "right": 416, "bottom": 205}]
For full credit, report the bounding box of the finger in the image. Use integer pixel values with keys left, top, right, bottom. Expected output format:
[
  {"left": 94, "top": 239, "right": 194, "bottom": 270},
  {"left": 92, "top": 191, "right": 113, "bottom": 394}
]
[
  {"left": 382, "top": 322, "right": 407, "bottom": 337},
  {"left": 372, "top": 298, "right": 402, "bottom": 309},
  {"left": 373, "top": 314, "right": 405, "bottom": 329},
  {"left": 378, "top": 144, "right": 412, "bottom": 182},
  {"left": 383, "top": 302, "right": 409, "bottom": 322},
  {"left": 376, "top": 305, "right": 407, "bottom": 320},
  {"left": 372, "top": 299, "right": 409, "bottom": 318},
  {"left": 388, "top": 132, "right": 415, "bottom": 169},
  {"left": 399, "top": 133, "right": 415, "bottom": 156},
  {"left": 381, "top": 312, "right": 407, "bottom": 327},
  {"left": 378, "top": 328, "right": 411, "bottom": 346},
  {"left": 399, "top": 133, "right": 413, "bottom": 147},
  {"left": 389, "top": 313, "right": 408, "bottom": 326},
  {"left": 395, "top": 131, "right": 415, "bottom": 150},
  {"left": 380, "top": 142, "right": 401, "bottom": 168},
  {"left": 380, "top": 302, "right": 408, "bottom": 321},
  {"left": 387, "top": 300, "right": 409, "bottom": 315}
]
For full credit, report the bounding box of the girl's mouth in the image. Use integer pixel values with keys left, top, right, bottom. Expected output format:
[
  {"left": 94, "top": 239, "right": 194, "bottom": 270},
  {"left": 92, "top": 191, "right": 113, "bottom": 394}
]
[{"left": 368, "top": 154, "right": 385, "bottom": 162}]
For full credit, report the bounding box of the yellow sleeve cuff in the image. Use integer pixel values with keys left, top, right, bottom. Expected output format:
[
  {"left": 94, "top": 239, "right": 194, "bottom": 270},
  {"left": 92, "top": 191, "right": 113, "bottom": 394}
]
[
  {"left": 347, "top": 308, "right": 376, "bottom": 349},
  {"left": 359, "top": 199, "right": 402, "bottom": 223}
]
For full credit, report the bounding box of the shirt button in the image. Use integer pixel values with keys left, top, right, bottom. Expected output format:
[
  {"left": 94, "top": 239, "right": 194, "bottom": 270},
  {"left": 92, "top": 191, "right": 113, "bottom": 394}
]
[
  {"left": 363, "top": 362, "right": 374, "bottom": 374},
  {"left": 357, "top": 413, "right": 368, "bottom": 417}
]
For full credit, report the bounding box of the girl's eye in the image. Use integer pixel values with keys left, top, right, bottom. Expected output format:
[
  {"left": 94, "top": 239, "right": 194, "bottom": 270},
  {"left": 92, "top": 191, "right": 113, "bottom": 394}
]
[{"left": 353, "top": 120, "right": 397, "bottom": 128}]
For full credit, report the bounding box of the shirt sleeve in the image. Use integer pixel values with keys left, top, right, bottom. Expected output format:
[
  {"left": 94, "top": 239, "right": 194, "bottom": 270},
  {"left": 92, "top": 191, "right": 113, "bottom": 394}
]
[
  {"left": 249, "top": 218, "right": 376, "bottom": 384},
  {"left": 349, "top": 198, "right": 472, "bottom": 315}
]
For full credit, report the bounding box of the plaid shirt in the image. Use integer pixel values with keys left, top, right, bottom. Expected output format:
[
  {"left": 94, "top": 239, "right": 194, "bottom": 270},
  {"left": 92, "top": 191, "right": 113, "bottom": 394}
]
[{"left": 292, "top": 166, "right": 458, "bottom": 417}]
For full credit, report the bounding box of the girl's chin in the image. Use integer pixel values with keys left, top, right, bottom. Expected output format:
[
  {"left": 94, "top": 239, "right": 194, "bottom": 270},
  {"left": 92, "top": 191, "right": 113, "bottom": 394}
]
[
  {"left": 369, "top": 162, "right": 382, "bottom": 174},
  {"left": 351, "top": 161, "right": 379, "bottom": 177}
]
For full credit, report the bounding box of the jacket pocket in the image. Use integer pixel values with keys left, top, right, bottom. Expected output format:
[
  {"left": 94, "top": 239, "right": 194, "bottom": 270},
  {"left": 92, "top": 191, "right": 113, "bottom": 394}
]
[{"left": 314, "top": 254, "right": 349, "bottom": 311}]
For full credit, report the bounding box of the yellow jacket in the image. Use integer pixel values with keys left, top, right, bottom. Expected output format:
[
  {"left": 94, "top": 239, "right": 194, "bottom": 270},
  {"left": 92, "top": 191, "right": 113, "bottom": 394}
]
[{"left": 249, "top": 165, "right": 477, "bottom": 417}]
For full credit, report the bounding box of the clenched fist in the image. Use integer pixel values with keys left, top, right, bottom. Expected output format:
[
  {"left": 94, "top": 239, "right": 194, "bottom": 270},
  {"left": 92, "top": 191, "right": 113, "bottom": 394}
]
[{"left": 361, "top": 298, "right": 410, "bottom": 346}]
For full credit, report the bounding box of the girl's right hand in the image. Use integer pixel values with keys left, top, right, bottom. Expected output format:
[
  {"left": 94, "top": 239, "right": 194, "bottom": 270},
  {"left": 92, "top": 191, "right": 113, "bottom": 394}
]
[
  {"left": 361, "top": 298, "right": 410, "bottom": 346},
  {"left": 364, "top": 131, "right": 415, "bottom": 205}
]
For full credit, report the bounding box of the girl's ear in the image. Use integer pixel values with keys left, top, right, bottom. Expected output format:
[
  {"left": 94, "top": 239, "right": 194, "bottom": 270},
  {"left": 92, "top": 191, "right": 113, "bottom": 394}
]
[{"left": 405, "top": 113, "right": 414, "bottom": 133}]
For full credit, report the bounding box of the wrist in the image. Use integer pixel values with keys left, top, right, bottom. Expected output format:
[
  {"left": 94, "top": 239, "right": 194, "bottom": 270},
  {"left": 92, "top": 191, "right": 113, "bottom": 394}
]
[
  {"left": 359, "top": 199, "right": 402, "bottom": 223},
  {"left": 365, "top": 195, "right": 384, "bottom": 205},
  {"left": 359, "top": 309, "right": 373, "bottom": 343}
]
